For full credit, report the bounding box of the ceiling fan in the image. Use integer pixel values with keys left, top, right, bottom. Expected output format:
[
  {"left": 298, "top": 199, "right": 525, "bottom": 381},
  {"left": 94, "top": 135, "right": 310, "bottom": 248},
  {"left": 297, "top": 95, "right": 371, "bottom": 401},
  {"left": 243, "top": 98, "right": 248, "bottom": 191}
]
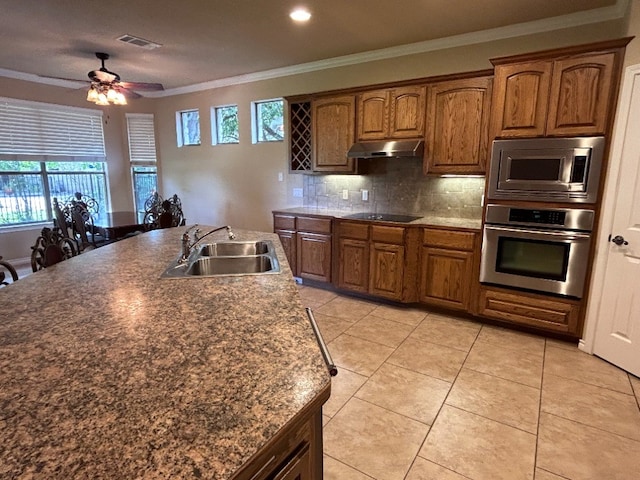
[{"left": 44, "top": 52, "right": 164, "bottom": 105}]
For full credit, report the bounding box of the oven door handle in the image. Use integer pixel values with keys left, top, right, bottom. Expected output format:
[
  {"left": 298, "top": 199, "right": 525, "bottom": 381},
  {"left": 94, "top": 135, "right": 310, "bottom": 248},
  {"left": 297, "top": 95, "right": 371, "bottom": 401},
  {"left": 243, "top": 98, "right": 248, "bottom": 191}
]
[{"left": 485, "top": 225, "right": 591, "bottom": 240}]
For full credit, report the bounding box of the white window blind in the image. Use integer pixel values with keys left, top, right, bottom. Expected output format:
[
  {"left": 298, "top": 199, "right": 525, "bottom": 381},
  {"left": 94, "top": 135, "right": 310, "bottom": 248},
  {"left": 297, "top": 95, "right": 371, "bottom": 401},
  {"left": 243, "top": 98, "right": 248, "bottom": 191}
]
[
  {"left": 0, "top": 97, "right": 105, "bottom": 161},
  {"left": 126, "top": 113, "right": 157, "bottom": 163}
]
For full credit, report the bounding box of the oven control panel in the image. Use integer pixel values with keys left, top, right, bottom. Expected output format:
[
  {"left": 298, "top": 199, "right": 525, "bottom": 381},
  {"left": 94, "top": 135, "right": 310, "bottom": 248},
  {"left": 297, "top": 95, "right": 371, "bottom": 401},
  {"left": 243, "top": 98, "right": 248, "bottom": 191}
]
[
  {"left": 485, "top": 204, "right": 595, "bottom": 232},
  {"left": 509, "top": 208, "right": 566, "bottom": 225}
]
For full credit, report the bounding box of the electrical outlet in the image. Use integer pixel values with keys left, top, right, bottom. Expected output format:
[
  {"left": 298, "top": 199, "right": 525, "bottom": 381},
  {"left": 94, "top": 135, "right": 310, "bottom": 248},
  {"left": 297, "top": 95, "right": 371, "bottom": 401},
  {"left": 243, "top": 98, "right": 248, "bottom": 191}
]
[
  {"left": 342, "top": 189, "right": 349, "bottom": 200},
  {"left": 293, "top": 188, "right": 303, "bottom": 198},
  {"left": 361, "top": 189, "right": 369, "bottom": 201}
]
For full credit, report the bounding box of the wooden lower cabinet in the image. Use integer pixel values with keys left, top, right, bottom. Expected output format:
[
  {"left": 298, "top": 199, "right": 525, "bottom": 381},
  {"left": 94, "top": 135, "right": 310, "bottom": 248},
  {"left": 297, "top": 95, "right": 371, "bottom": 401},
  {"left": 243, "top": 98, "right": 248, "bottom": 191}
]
[
  {"left": 337, "top": 237, "right": 369, "bottom": 293},
  {"left": 369, "top": 242, "right": 405, "bottom": 300},
  {"left": 477, "top": 286, "right": 581, "bottom": 334},
  {"left": 297, "top": 233, "right": 332, "bottom": 282},
  {"left": 419, "top": 247, "right": 473, "bottom": 310},
  {"left": 419, "top": 228, "right": 478, "bottom": 312},
  {"left": 275, "top": 229, "right": 296, "bottom": 274}
]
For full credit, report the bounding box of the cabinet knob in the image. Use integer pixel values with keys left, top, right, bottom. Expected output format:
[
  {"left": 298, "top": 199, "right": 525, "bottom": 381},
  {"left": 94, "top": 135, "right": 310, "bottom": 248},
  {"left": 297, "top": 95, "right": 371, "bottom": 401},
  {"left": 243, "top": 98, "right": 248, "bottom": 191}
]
[{"left": 611, "top": 235, "right": 629, "bottom": 246}]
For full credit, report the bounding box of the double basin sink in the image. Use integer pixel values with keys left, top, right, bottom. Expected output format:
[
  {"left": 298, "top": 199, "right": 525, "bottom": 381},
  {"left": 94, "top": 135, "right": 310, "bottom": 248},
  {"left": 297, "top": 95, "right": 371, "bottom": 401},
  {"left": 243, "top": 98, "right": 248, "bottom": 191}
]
[{"left": 162, "top": 240, "right": 281, "bottom": 278}]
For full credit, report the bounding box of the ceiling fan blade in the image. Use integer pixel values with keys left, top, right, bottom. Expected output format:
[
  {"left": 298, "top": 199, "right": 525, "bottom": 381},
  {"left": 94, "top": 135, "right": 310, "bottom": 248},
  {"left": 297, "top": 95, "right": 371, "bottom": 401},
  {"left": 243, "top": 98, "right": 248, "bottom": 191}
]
[
  {"left": 120, "top": 87, "right": 142, "bottom": 99},
  {"left": 119, "top": 81, "right": 164, "bottom": 91},
  {"left": 38, "top": 74, "right": 89, "bottom": 85}
]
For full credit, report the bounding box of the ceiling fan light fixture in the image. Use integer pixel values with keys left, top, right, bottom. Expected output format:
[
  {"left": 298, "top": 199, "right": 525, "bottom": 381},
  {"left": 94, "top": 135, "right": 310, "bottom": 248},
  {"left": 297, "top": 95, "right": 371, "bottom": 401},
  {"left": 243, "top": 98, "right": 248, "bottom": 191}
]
[{"left": 87, "top": 82, "right": 127, "bottom": 106}]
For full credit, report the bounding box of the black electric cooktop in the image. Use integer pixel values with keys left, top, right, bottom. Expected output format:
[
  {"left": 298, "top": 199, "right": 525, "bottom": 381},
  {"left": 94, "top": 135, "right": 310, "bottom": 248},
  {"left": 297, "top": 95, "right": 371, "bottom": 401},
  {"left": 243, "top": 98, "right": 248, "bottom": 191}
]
[{"left": 342, "top": 212, "right": 423, "bottom": 223}]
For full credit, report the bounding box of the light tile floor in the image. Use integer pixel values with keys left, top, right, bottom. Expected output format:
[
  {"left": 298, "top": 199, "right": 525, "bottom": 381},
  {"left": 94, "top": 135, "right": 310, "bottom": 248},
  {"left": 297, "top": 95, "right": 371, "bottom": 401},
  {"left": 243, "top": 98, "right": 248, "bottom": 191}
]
[{"left": 297, "top": 285, "right": 640, "bottom": 480}]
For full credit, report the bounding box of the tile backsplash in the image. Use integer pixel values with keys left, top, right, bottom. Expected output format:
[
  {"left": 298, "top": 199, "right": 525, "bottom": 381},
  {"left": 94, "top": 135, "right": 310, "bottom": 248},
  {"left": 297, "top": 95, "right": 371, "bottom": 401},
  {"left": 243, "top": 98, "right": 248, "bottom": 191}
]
[{"left": 303, "top": 158, "right": 485, "bottom": 219}]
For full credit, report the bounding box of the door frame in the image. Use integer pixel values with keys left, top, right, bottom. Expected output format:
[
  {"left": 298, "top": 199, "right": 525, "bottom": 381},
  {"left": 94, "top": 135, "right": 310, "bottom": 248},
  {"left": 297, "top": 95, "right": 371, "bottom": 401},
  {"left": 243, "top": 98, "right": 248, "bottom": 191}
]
[{"left": 580, "top": 62, "right": 640, "bottom": 353}]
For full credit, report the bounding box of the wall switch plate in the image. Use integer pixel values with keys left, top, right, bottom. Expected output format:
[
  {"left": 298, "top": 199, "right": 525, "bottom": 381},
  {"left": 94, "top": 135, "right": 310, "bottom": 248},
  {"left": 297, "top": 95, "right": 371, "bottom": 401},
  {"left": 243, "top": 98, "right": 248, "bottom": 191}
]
[
  {"left": 278, "top": 172, "right": 284, "bottom": 182},
  {"left": 293, "top": 188, "right": 303, "bottom": 198},
  {"left": 342, "top": 189, "right": 349, "bottom": 200},
  {"left": 362, "top": 189, "right": 368, "bottom": 201}
]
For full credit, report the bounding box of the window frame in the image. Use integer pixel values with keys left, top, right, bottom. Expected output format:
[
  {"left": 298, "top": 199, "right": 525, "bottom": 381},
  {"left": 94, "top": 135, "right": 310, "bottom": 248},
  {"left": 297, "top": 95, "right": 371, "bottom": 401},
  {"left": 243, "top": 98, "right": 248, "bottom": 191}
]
[
  {"left": 251, "top": 98, "right": 284, "bottom": 144},
  {"left": 211, "top": 104, "right": 239, "bottom": 145},
  {"left": 176, "top": 109, "right": 201, "bottom": 147}
]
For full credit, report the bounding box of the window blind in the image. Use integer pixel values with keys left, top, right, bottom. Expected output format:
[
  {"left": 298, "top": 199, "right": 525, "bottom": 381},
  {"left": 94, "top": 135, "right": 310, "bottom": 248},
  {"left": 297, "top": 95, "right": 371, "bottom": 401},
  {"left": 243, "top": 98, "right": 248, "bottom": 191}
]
[
  {"left": 0, "top": 97, "right": 106, "bottom": 161},
  {"left": 126, "top": 113, "right": 157, "bottom": 163}
]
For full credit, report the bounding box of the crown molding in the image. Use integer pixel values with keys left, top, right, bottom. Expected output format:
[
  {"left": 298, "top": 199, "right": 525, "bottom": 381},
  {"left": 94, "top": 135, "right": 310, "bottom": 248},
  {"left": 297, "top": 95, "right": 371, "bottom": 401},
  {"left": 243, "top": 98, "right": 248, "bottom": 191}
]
[{"left": 1, "top": 0, "right": 629, "bottom": 97}]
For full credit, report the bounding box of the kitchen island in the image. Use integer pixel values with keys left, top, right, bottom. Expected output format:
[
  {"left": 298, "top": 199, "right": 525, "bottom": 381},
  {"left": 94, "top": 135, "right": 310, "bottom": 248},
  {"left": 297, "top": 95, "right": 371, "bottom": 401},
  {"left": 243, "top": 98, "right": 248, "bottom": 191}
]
[{"left": 0, "top": 227, "right": 331, "bottom": 479}]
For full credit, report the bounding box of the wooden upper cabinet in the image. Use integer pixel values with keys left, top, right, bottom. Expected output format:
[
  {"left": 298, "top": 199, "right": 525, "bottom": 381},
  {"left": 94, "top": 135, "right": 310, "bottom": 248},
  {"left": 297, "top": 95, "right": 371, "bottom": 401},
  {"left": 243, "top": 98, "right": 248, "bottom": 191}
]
[
  {"left": 312, "top": 95, "right": 356, "bottom": 172},
  {"left": 546, "top": 53, "right": 615, "bottom": 136},
  {"left": 389, "top": 86, "right": 426, "bottom": 138},
  {"left": 424, "top": 76, "right": 493, "bottom": 175},
  {"left": 357, "top": 86, "right": 426, "bottom": 141},
  {"left": 357, "top": 90, "right": 389, "bottom": 140},
  {"left": 491, "top": 51, "right": 617, "bottom": 138},
  {"left": 490, "top": 61, "right": 552, "bottom": 138}
]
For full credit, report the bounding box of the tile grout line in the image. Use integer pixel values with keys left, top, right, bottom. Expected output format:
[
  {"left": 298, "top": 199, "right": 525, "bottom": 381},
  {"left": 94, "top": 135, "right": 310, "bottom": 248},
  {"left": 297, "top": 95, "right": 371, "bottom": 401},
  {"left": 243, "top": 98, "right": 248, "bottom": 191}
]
[{"left": 534, "top": 337, "right": 548, "bottom": 478}]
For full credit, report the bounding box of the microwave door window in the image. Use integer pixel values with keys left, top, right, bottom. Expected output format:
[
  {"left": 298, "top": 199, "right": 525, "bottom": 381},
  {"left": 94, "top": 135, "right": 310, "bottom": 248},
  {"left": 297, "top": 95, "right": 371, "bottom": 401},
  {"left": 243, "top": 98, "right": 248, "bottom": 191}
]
[
  {"left": 506, "top": 157, "right": 563, "bottom": 181},
  {"left": 495, "top": 237, "right": 570, "bottom": 281}
]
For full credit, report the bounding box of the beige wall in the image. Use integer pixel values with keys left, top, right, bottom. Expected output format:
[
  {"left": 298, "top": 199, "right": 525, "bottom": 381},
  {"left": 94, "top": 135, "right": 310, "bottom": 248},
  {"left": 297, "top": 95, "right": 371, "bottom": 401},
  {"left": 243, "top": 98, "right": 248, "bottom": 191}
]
[{"left": 0, "top": 14, "right": 633, "bottom": 262}]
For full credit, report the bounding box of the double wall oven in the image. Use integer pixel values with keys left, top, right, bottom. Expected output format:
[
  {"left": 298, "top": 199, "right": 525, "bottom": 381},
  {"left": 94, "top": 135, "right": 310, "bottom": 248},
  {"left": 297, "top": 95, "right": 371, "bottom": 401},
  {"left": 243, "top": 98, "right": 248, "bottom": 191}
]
[{"left": 480, "top": 136, "right": 604, "bottom": 299}]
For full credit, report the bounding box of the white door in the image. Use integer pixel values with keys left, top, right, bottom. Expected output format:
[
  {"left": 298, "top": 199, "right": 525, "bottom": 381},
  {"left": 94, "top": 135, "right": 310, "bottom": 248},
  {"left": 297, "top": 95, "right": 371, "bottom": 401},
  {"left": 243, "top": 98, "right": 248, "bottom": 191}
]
[{"left": 586, "top": 64, "right": 640, "bottom": 377}]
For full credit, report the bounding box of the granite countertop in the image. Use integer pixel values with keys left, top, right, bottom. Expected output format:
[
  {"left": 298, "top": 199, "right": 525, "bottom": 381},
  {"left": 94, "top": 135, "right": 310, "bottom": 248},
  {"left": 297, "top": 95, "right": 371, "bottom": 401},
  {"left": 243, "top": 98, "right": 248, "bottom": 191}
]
[
  {"left": 273, "top": 207, "right": 482, "bottom": 230},
  {"left": 0, "top": 227, "right": 331, "bottom": 479}
]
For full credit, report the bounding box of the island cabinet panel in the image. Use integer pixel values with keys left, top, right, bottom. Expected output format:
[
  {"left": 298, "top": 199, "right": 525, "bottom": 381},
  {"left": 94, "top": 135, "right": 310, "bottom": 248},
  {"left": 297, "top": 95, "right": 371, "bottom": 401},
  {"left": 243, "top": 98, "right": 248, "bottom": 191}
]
[
  {"left": 369, "top": 242, "right": 405, "bottom": 300},
  {"left": 424, "top": 76, "right": 492, "bottom": 174},
  {"left": 312, "top": 95, "right": 356, "bottom": 172},
  {"left": 491, "top": 49, "right": 620, "bottom": 139},
  {"left": 357, "top": 86, "right": 426, "bottom": 141},
  {"left": 419, "top": 228, "right": 478, "bottom": 311},
  {"left": 477, "top": 286, "right": 581, "bottom": 335}
]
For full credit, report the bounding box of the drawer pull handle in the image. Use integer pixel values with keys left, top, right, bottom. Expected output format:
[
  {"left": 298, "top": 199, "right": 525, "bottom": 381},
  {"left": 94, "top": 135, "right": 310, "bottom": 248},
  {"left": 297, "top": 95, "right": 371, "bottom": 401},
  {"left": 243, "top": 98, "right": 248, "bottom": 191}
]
[{"left": 306, "top": 307, "right": 338, "bottom": 376}]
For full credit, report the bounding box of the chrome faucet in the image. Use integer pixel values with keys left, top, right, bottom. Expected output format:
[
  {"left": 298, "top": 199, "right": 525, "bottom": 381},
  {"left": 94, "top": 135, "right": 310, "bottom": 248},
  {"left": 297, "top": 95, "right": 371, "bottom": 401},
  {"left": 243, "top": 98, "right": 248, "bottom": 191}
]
[{"left": 181, "top": 225, "right": 235, "bottom": 261}]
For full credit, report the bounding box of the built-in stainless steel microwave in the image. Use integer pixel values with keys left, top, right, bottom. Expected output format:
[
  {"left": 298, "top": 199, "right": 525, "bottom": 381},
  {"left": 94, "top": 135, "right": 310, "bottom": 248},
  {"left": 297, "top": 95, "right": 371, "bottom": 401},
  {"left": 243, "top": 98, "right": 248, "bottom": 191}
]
[{"left": 487, "top": 136, "right": 605, "bottom": 203}]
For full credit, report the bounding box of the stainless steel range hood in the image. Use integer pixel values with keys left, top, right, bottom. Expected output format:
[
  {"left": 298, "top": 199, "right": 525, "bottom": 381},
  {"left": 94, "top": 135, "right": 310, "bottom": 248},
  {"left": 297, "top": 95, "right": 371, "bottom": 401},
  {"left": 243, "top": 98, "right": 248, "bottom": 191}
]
[{"left": 346, "top": 140, "right": 424, "bottom": 159}]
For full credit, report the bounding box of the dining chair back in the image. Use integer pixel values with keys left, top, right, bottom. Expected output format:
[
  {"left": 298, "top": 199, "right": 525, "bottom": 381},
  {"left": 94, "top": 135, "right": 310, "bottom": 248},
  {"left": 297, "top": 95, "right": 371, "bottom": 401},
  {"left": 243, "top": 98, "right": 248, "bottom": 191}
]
[
  {"left": 0, "top": 256, "right": 19, "bottom": 286},
  {"left": 30, "top": 227, "right": 79, "bottom": 272}
]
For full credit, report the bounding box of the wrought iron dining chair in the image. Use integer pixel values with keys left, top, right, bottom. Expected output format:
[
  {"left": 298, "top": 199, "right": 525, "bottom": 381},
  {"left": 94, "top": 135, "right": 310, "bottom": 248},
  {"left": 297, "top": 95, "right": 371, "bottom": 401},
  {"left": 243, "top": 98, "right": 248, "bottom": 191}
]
[
  {"left": 143, "top": 192, "right": 185, "bottom": 229},
  {"left": 30, "top": 227, "right": 79, "bottom": 272},
  {"left": 0, "top": 256, "right": 19, "bottom": 286},
  {"left": 65, "top": 192, "right": 106, "bottom": 248}
]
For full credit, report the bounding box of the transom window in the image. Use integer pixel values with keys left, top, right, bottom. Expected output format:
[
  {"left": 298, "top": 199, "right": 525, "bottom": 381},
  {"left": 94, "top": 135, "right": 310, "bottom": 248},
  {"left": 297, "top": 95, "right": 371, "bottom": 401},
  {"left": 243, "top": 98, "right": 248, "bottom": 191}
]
[
  {"left": 252, "top": 99, "right": 284, "bottom": 143},
  {"left": 176, "top": 109, "right": 201, "bottom": 146},
  {"left": 211, "top": 105, "right": 239, "bottom": 145}
]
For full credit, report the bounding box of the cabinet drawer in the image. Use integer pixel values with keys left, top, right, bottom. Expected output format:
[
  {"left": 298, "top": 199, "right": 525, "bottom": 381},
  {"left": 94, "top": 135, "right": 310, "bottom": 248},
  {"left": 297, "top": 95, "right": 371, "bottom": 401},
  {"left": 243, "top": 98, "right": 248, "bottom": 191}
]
[
  {"left": 274, "top": 214, "right": 296, "bottom": 231},
  {"left": 297, "top": 216, "right": 332, "bottom": 234},
  {"left": 371, "top": 225, "right": 404, "bottom": 244},
  {"left": 423, "top": 228, "right": 475, "bottom": 251},
  {"left": 478, "top": 287, "right": 580, "bottom": 334},
  {"left": 338, "top": 221, "right": 369, "bottom": 240}
]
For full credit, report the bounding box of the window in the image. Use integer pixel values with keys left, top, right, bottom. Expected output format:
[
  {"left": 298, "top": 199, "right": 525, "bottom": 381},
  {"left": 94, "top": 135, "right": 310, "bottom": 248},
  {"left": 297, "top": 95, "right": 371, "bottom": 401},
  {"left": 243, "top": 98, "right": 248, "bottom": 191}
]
[
  {"left": 176, "top": 109, "right": 201, "bottom": 146},
  {"left": 211, "top": 105, "right": 239, "bottom": 145},
  {"left": 126, "top": 113, "right": 158, "bottom": 222},
  {"left": 252, "top": 99, "right": 284, "bottom": 143},
  {"left": 0, "top": 97, "right": 107, "bottom": 228}
]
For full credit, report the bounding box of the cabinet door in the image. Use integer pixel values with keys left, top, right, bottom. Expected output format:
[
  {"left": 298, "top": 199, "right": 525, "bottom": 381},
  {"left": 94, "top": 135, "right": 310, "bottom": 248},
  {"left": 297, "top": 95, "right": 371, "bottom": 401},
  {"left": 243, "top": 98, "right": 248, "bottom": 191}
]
[
  {"left": 546, "top": 52, "right": 615, "bottom": 136},
  {"left": 424, "top": 76, "right": 492, "bottom": 174},
  {"left": 312, "top": 96, "right": 355, "bottom": 172},
  {"left": 275, "top": 229, "right": 296, "bottom": 275},
  {"left": 490, "top": 61, "right": 552, "bottom": 138},
  {"left": 369, "top": 243, "right": 404, "bottom": 301},
  {"left": 419, "top": 247, "right": 473, "bottom": 311},
  {"left": 389, "top": 86, "right": 426, "bottom": 138},
  {"left": 272, "top": 443, "right": 311, "bottom": 480},
  {"left": 338, "top": 238, "right": 369, "bottom": 293},
  {"left": 297, "top": 233, "right": 332, "bottom": 283},
  {"left": 357, "top": 90, "right": 389, "bottom": 140}
]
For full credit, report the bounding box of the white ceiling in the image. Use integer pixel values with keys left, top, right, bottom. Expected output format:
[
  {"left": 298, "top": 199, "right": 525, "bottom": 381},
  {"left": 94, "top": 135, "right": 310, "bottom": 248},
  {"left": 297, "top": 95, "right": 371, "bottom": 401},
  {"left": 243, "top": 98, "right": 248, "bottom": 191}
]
[{"left": 0, "top": 0, "right": 625, "bottom": 96}]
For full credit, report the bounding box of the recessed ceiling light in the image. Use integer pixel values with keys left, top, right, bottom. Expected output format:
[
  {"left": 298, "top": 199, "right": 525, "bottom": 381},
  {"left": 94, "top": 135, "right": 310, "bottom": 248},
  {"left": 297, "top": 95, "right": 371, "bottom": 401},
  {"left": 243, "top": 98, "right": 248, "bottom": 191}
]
[{"left": 290, "top": 8, "right": 311, "bottom": 22}]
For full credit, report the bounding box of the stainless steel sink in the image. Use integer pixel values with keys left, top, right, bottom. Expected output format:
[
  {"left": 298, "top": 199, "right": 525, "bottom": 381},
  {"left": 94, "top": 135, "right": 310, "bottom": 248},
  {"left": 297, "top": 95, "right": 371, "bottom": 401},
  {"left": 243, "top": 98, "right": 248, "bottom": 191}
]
[
  {"left": 198, "top": 241, "right": 270, "bottom": 257},
  {"left": 161, "top": 239, "right": 281, "bottom": 278},
  {"left": 187, "top": 255, "right": 275, "bottom": 275}
]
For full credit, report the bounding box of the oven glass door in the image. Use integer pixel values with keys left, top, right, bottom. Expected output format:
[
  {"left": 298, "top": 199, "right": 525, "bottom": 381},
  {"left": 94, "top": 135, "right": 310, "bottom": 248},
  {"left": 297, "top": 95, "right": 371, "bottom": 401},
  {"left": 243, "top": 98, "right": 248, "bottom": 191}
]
[{"left": 480, "top": 225, "right": 592, "bottom": 298}]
